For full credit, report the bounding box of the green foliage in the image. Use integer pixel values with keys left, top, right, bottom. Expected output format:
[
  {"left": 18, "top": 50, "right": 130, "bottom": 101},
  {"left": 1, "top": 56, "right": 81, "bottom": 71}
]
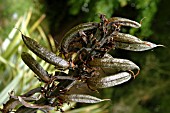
[
  {"left": 85, "top": 0, "right": 119, "bottom": 21},
  {"left": 0, "top": 0, "right": 33, "bottom": 40},
  {"left": 135, "top": 0, "right": 160, "bottom": 37},
  {"left": 0, "top": 10, "right": 51, "bottom": 108},
  {"left": 68, "top": 0, "right": 90, "bottom": 15},
  {"left": 67, "top": 0, "right": 160, "bottom": 37}
]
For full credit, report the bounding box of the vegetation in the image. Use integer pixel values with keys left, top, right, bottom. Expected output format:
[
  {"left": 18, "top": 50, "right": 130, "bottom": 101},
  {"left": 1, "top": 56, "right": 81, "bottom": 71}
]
[{"left": 0, "top": 0, "right": 169, "bottom": 113}]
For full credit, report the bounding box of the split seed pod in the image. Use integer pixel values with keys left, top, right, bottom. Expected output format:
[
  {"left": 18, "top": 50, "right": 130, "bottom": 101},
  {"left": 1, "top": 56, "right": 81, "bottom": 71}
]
[
  {"left": 60, "top": 22, "right": 98, "bottom": 53},
  {"left": 21, "top": 34, "right": 69, "bottom": 68},
  {"left": 21, "top": 52, "right": 50, "bottom": 83}
]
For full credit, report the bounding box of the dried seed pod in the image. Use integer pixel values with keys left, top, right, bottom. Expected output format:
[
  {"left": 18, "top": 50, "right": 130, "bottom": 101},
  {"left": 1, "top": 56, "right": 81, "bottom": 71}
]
[
  {"left": 1, "top": 98, "right": 20, "bottom": 113},
  {"left": 102, "top": 53, "right": 113, "bottom": 59},
  {"left": 17, "top": 96, "right": 53, "bottom": 110},
  {"left": 60, "top": 22, "right": 98, "bottom": 53},
  {"left": 21, "top": 34, "right": 69, "bottom": 68},
  {"left": 64, "top": 80, "right": 78, "bottom": 91},
  {"left": 21, "top": 52, "right": 50, "bottom": 83},
  {"left": 64, "top": 94, "right": 109, "bottom": 103},
  {"left": 88, "top": 53, "right": 140, "bottom": 74},
  {"left": 115, "top": 41, "right": 164, "bottom": 51},
  {"left": 21, "top": 87, "right": 42, "bottom": 97},
  {"left": 88, "top": 72, "right": 131, "bottom": 89},
  {"left": 108, "top": 17, "right": 141, "bottom": 28},
  {"left": 113, "top": 32, "right": 144, "bottom": 44},
  {"left": 67, "top": 82, "right": 96, "bottom": 95}
]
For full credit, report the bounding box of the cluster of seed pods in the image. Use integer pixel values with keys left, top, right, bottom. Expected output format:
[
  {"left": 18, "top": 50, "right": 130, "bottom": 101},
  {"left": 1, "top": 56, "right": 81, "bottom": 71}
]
[{"left": 2, "top": 14, "right": 163, "bottom": 113}]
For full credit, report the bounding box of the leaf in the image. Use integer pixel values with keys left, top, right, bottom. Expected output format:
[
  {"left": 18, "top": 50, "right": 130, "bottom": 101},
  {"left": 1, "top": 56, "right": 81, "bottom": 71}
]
[{"left": 0, "top": 72, "right": 23, "bottom": 105}]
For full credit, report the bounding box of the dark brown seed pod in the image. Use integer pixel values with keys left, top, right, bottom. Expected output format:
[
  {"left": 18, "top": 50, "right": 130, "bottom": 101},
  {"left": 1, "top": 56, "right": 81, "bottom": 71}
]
[
  {"left": 21, "top": 34, "right": 69, "bottom": 68},
  {"left": 21, "top": 52, "right": 50, "bottom": 83}
]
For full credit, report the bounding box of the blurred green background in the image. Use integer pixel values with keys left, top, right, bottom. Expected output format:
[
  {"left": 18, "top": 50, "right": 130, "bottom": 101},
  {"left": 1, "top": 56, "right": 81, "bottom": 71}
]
[{"left": 0, "top": 0, "right": 170, "bottom": 113}]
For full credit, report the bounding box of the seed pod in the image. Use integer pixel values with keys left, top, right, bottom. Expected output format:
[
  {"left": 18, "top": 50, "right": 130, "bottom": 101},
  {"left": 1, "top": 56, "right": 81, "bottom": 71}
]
[
  {"left": 88, "top": 54, "right": 140, "bottom": 74},
  {"left": 60, "top": 22, "right": 98, "bottom": 53},
  {"left": 21, "top": 34, "right": 69, "bottom": 68},
  {"left": 102, "top": 53, "right": 113, "bottom": 59},
  {"left": 2, "top": 98, "right": 20, "bottom": 113},
  {"left": 113, "top": 32, "right": 144, "bottom": 44},
  {"left": 108, "top": 17, "right": 141, "bottom": 28},
  {"left": 115, "top": 41, "right": 164, "bottom": 51},
  {"left": 88, "top": 72, "right": 131, "bottom": 89},
  {"left": 18, "top": 96, "right": 53, "bottom": 110},
  {"left": 64, "top": 94, "right": 109, "bottom": 103},
  {"left": 21, "top": 87, "right": 42, "bottom": 97},
  {"left": 21, "top": 52, "right": 50, "bottom": 83}
]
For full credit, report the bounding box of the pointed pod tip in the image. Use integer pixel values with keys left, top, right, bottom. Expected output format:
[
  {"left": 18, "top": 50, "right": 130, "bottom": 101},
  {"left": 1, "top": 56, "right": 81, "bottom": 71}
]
[
  {"left": 14, "top": 27, "right": 26, "bottom": 38},
  {"left": 136, "top": 65, "right": 140, "bottom": 71},
  {"left": 14, "top": 27, "right": 22, "bottom": 33},
  {"left": 102, "top": 99, "right": 111, "bottom": 101},
  {"left": 157, "top": 44, "right": 165, "bottom": 47}
]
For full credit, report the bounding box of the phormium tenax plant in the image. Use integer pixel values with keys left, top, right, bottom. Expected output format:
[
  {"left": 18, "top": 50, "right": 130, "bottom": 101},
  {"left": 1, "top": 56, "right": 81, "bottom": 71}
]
[{"left": 0, "top": 14, "right": 163, "bottom": 113}]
